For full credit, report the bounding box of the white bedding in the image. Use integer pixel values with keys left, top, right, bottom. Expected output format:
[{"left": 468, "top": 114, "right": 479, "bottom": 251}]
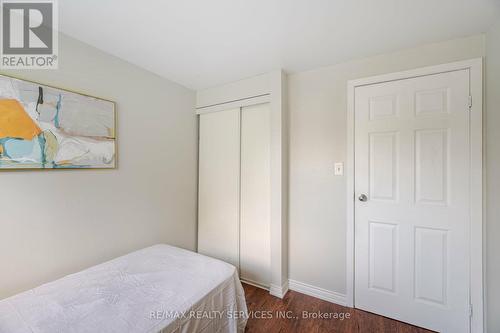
[{"left": 0, "top": 244, "right": 248, "bottom": 333}]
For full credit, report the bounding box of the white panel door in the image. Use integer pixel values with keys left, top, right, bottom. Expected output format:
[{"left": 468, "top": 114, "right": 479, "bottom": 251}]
[
  {"left": 354, "top": 70, "right": 470, "bottom": 332},
  {"left": 198, "top": 108, "right": 240, "bottom": 268},
  {"left": 240, "top": 103, "right": 271, "bottom": 287}
]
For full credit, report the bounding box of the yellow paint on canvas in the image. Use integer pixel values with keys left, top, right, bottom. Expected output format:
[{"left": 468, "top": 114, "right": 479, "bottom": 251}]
[
  {"left": 42, "top": 130, "right": 58, "bottom": 162},
  {"left": 107, "top": 127, "right": 115, "bottom": 139},
  {"left": 0, "top": 99, "right": 41, "bottom": 140}
]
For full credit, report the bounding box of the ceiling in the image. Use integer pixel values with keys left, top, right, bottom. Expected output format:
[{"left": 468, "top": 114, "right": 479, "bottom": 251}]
[{"left": 59, "top": 0, "right": 500, "bottom": 90}]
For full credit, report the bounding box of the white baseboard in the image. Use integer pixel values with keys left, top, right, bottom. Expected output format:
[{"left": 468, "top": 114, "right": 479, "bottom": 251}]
[
  {"left": 240, "top": 278, "right": 269, "bottom": 291},
  {"left": 269, "top": 280, "right": 289, "bottom": 299},
  {"left": 245, "top": 278, "right": 346, "bottom": 306},
  {"left": 288, "top": 279, "right": 347, "bottom": 306}
]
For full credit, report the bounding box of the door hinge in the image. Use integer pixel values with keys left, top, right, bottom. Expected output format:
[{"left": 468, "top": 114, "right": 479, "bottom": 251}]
[
  {"left": 468, "top": 95, "right": 473, "bottom": 109},
  {"left": 469, "top": 303, "right": 473, "bottom": 318}
]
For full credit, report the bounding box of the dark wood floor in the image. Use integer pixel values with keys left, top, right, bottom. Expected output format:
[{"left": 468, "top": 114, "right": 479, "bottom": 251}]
[{"left": 243, "top": 283, "right": 435, "bottom": 333}]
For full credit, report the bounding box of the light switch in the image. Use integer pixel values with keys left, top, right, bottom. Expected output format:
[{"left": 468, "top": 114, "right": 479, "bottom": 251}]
[{"left": 334, "top": 162, "right": 344, "bottom": 176}]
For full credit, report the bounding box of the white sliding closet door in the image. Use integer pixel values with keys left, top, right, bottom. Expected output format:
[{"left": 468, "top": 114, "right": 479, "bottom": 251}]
[
  {"left": 240, "top": 103, "right": 271, "bottom": 287},
  {"left": 198, "top": 109, "right": 240, "bottom": 268}
]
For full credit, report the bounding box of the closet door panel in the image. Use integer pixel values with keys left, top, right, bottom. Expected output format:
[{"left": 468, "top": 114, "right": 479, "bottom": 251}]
[
  {"left": 198, "top": 109, "right": 240, "bottom": 268},
  {"left": 240, "top": 103, "right": 271, "bottom": 287}
]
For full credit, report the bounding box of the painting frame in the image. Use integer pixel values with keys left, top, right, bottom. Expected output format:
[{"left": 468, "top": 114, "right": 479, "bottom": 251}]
[{"left": 0, "top": 73, "right": 117, "bottom": 171}]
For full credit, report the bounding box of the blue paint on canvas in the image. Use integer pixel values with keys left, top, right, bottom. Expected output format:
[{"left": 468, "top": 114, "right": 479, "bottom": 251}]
[{"left": 3, "top": 138, "right": 42, "bottom": 163}]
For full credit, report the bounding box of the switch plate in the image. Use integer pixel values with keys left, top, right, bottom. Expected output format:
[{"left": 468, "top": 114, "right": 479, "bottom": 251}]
[{"left": 334, "top": 162, "right": 344, "bottom": 176}]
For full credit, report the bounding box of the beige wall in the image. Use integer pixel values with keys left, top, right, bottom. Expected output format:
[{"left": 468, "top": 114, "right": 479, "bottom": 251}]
[
  {"left": 0, "top": 34, "right": 197, "bottom": 299},
  {"left": 287, "top": 34, "right": 485, "bottom": 296},
  {"left": 486, "top": 18, "right": 500, "bottom": 333}
]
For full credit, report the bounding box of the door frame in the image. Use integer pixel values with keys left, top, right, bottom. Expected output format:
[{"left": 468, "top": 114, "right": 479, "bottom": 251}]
[{"left": 346, "top": 58, "right": 484, "bottom": 332}]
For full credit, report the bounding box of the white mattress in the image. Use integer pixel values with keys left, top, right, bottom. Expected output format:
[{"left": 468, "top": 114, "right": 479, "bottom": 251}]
[{"left": 0, "top": 244, "right": 248, "bottom": 333}]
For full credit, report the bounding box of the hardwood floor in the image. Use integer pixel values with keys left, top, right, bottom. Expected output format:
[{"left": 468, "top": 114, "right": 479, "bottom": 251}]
[{"left": 243, "top": 283, "right": 435, "bottom": 333}]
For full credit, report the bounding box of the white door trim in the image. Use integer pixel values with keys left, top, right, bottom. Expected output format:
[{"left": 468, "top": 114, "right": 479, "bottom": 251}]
[
  {"left": 196, "top": 94, "right": 271, "bottom": 115},
  {"left": 346, "top": 58, "right": 484, "bottom": 332}
]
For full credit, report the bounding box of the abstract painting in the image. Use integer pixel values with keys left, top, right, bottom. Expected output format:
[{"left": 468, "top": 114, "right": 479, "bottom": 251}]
[{"left": 0, "top": 75, "right": 116, "bottom": 169}]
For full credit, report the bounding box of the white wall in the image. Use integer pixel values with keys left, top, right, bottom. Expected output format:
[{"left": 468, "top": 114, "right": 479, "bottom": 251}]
[
  {"left": 287, "top": 34, "right": 485, "bottom": 295},
  {"left": 486, "top": 18, "right": 500, "bottom": 333},
  {"left": 0, "top": 34, "right": 197, "bottom": 299}
]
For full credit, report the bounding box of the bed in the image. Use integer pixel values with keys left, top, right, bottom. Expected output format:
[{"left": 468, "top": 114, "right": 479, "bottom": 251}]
[{"left": 0, "top": 244, "right": 248, "bottom": 333}]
